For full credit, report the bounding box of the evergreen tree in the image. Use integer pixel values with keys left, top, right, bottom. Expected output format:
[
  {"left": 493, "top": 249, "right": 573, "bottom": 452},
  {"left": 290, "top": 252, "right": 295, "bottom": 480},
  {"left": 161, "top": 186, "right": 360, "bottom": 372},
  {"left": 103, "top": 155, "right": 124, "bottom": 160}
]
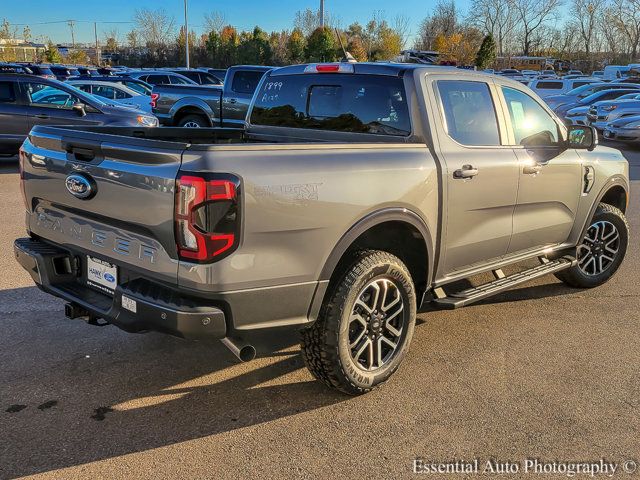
[
  {"left": 44, "top": 41, "right": 63, "bottom": 63},
  {"left": 305, "top": 27, "right": 336, "bottom": 62},
  {"left": 475, "top": 33, "right": 497, "bottom": 70}
]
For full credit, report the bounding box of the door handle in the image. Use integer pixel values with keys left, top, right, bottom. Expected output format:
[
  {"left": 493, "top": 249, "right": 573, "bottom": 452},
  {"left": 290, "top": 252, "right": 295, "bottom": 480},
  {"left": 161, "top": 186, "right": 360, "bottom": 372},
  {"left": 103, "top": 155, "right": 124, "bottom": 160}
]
[
  {"left": 35, "top": 114, "right": 49, "bottom": 119},
  {"left": 523, "top": 164, "right": 543, "bottom": 175},
  {"left": 453, "top": 165, "right": 479, "bottom": 179}
]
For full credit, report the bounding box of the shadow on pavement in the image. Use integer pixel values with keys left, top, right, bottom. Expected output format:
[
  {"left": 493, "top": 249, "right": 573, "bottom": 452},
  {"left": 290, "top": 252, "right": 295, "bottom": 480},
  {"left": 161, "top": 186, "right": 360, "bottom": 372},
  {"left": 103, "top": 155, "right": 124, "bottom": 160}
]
[{"left": 0, "top": 286, "right": 348, "bottom": 478}]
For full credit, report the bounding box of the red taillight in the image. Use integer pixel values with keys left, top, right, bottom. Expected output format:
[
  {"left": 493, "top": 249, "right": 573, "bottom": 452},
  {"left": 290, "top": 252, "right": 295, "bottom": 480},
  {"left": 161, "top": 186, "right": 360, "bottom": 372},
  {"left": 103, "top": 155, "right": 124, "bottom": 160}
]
[
  {"left": 18, "top": 148, "right": 28, "bottom": 210},
  {"left": 151, "top": 93, "right": 159, "bottom": 109},
  {"left": 316, "top": 64, "right": 340, "bottom": 72},
  {"left": 304, "top": 63, "right": 355, "bottom": 74},
  {"left": 175, "top": 174, "right": 240, "bottom": 263}
]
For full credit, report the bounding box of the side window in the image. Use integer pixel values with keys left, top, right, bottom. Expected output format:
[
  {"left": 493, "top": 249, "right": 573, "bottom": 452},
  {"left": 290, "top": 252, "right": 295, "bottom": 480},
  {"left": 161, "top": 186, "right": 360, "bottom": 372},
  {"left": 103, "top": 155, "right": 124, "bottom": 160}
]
[
  {"left": 536, "top": 81, "right": 563, "bottom": 90},
  {"left": 24, "top": 83, "right": 77, "bottom": 109},
  {"left": 146, "top": 75, "right": 169, "bottom": 85},
  {"left": 125, "top": 82, "right": 149, "bottom": 95},
  {"left": 437, "top": 80, "right": 501, "bottom": 146},
  {"left": 169, "top": 75, "right": 190, "bottom": 85},
  {"left": 92, "top": 85, "right": 116, "bottom": 99},
  {"left": 114, "top": 89, "right": 131, "bottom": 99},
  {"left": 0, "top": 82, "right": 17, "bottom": 103},
  {"left": 232, "top": 71, "right": 265, "bottom": 94},
  {"left": 501, "top": 87, "right": 559, "bottom": 147},
  {"left": 76, "top": 84, "right": 92, "bottom": 93}
]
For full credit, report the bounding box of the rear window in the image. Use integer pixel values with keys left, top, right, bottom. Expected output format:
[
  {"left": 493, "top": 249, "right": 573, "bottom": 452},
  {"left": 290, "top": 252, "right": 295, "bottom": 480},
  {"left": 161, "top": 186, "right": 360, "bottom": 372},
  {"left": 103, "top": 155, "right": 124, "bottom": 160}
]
[
  {"left": 232, "top": 71, "right": 266, "bottom": 94},
  {"left": 250, "top": 74, "right": 411, "bottom": 136},
  {"left": 536, "top": 81, "right": 563, "bottom": 89}
]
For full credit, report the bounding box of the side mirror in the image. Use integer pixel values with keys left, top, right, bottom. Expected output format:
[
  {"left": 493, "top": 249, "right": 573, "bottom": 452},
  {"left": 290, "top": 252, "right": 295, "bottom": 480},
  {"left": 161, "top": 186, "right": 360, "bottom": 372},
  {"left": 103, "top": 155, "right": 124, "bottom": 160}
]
[
  {"left": 72, "top": 102, "right": 86, "bottom": 117},
  {"left": 567, "top": 125, "right": 597, "bottom": 151}
]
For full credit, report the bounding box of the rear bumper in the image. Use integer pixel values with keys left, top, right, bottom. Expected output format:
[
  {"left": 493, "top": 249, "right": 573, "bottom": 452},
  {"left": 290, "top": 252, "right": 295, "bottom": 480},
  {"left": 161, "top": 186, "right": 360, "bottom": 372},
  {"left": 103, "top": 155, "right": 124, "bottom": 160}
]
[{"left": 14, "top": 238, "right": 227, "bottom": 339}]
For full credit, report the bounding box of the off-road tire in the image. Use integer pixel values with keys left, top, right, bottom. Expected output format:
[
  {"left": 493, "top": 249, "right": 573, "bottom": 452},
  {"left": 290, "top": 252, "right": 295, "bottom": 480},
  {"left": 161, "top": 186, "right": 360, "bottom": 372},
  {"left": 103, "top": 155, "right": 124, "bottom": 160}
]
[
  {"left": 555, "top": 202, "right": 629, "bottom": 288},
  {"left": 300, "top": 250, "right": 417, "bottom": 395}
]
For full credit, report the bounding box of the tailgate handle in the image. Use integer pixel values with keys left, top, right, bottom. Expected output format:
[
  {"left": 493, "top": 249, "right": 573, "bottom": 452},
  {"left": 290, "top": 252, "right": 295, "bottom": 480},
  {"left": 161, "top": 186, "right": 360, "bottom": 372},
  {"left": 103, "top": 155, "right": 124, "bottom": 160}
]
[{"left": 69, "top": 146, "right": 95, "bottom": 161}]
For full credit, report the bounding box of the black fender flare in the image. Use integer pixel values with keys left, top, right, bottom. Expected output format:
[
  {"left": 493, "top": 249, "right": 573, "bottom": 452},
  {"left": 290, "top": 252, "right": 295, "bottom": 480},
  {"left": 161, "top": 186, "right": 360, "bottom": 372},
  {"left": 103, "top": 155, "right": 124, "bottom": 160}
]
[
  {"left": 579, "top": 176, "right": 629, "bottom": 239},
  {"left": 307, "top": 208, "right": 434, "bottom": 323}
]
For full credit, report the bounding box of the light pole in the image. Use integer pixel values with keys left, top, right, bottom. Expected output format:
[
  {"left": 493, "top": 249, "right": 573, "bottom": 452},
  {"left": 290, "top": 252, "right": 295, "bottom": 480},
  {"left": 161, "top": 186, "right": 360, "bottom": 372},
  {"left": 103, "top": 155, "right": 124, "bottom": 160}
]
[
  {"left": 320, "top": 0, "right": 325, "bottom": 28},
  {"left": 184, "top": 0, "right": 190, "bottom": 68}
]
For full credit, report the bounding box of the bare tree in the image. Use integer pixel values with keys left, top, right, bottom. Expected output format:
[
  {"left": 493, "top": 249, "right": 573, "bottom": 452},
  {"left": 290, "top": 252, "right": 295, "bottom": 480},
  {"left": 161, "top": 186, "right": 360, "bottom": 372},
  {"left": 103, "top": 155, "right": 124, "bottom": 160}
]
[
  {"left": 571, "top": 0, "right": 604, "bottom": 57},
  {"left": 509, "top": 0, "right": 562, "bottom": 55},
  {"left": 103, "top": 28, "right": 120, "bottom": 52},
  {"left": 393, "top": 14, "right": 411, "bottom": 49},
  {"left": 599, "top": 6, "right": 627, "bottom": 59},
  {"left": 612, "top": 0, "right": 640, "bottom": 59},
  {"left": 415, "top": 0, "right": 459, "bottom": 50},
  {"left": 204, "top": 11, "right": 226, "bottom": 34},
  {"left": 467, "top": 0, "right": 516, "bottom": 55},
  {"left": 133, "top": 8, "right": 176, "bottom": 48}
]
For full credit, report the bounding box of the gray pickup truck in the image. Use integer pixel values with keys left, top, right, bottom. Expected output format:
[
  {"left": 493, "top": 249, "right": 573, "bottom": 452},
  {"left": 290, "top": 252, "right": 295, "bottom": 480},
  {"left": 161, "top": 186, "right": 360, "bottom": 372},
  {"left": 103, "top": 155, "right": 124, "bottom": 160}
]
[
  {"left": 152, "top": 65, "right": 271, "bottom": 128},
  {"left": 15, "top": 63, "right": 630, "bottom": 395}
]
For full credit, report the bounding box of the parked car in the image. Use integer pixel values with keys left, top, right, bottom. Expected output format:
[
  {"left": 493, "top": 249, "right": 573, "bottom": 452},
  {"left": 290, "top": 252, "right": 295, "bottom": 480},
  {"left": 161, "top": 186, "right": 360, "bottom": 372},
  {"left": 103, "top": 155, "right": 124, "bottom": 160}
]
[
  {"left": 592, "top": 70, "right": 605, "bottom": 79},
  {"left": 70, "top": 75, "right": 152, "bottom": 96},
  {"left": 566, "top": 69, "right": 583, "bottom": 76},
  {"left": 529, "top": 78, "right": 598, "bottom": 98},
  {"left": 152, "top": 65, "right": 271, "bottom": 128},
  {"left": 167, "top": 69, "right": 223, "bottom": 86},
  {"left": 603, "top": 65, "right": 632, "bottom": 81},
  {"left": 49, "top": 65, "right": 81, "bottom": 81},
  {"left": 67, "top": 80, "right": 152, "bottom": 113},
  {"left": 17, "top": 63, "right": 56, "bottom": 79},
  {"left": 15, "top": 63, "right": 629, "bottom": 395},
  {"left": 545, "top": 82, "right": 640, "bottom": 110},
  {"left": 123, "top": 70, "right": 198, "bottom": 86},
  {"left": 603, "top": 114, "right": 640, "bottom": 141},
  {"left": 553, "top": 88, "right": 640, "bottom": 118},
  {"left": 586, "top": 93, "right": 640, "bottom": 130},
  {"left": 0, "top": 63, "right": 34, "bottom": 75},
  {"left": 75, "top": 66, "right": 99, "bottom": 77},
  {"left": 564, "top": 105, "right": 591, "bottom": 125},
  {"left": 0, "top": 74, "right": 157, "bottom": 154}
]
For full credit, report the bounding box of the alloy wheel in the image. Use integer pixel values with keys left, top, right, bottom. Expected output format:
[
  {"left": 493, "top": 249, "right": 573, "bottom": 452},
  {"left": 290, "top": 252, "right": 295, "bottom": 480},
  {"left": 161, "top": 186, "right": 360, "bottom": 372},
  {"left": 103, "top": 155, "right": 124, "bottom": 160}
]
[
  {"left": 348, "top": 278, "right": 406, "bottom": 371},
  {"left": 578, "top": 220, "right": 620, "bottom": 276}
]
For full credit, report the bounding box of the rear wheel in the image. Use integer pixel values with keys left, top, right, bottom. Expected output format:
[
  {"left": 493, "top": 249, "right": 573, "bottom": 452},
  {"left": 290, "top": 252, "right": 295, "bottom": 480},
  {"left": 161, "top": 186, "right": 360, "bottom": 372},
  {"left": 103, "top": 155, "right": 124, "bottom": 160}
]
[
  {"left": 178, "top": 114, "right": 209, "bottom": 128},
  {"left": 300, "top": 250, "right": 416, "bottom": 395},
  {"left": 555, "top": 203, "right": 629, "bottom": 288}
]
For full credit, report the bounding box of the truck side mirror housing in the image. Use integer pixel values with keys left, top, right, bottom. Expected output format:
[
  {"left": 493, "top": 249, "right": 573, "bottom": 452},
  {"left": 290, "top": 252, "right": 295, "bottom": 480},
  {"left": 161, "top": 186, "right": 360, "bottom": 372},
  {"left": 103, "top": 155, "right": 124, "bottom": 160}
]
[
  {"left": 72, "top": 102, "right": 87, "bottom": 117},
  {"left": 567, "top": 125, "right": 597, "bottom": 151}
]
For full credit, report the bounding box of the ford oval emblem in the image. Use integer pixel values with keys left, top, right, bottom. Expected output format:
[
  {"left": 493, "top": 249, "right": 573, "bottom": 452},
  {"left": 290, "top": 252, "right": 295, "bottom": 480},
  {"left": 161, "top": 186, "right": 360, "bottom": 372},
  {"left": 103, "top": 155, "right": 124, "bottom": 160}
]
[{"left": 65, "top": 173, "right": 96, "bottom": 200}]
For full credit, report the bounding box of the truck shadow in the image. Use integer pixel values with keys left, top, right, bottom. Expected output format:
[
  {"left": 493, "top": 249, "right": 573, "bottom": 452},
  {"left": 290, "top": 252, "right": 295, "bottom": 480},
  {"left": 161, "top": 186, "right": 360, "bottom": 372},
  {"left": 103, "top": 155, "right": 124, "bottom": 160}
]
[{"left": 0, "top": 286, "right": 348, "bottom": 478}]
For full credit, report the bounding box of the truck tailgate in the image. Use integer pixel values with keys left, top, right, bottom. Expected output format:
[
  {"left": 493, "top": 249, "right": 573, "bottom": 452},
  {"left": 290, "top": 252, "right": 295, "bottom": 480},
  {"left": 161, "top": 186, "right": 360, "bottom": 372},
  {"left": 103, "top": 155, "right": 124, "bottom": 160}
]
[{"left": 21, "top": 126, "right": 187, "bottom": 285}]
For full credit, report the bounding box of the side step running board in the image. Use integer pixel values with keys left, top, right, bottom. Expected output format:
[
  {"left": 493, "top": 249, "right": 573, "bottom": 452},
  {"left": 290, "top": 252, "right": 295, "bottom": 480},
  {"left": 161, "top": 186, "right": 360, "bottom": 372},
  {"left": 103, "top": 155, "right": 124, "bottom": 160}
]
[{"left": 431, "top": 256, "right": 577, "bottom": 310}]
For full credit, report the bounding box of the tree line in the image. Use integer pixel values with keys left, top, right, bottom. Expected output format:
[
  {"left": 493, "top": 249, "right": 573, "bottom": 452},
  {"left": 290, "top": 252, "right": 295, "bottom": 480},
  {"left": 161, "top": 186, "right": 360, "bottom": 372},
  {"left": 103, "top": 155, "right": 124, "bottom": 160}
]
[{"left": 4, "top": 1, "right": 640, "bottom": 69}]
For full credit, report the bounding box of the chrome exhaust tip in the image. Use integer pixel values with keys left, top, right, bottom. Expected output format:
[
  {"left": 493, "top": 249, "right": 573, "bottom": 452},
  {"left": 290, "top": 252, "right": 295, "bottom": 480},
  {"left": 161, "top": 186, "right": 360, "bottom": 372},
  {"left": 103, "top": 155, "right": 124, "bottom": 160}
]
[{"left": 220, "top": 337, "right": 256, "bottom": 362}]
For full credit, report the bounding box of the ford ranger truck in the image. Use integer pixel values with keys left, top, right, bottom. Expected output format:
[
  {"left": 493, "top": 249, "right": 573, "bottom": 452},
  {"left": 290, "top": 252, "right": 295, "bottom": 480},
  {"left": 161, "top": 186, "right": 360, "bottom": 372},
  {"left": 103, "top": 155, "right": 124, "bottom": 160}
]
[{"left": 15, "top": 63, "right": 630, "bottom": 395}]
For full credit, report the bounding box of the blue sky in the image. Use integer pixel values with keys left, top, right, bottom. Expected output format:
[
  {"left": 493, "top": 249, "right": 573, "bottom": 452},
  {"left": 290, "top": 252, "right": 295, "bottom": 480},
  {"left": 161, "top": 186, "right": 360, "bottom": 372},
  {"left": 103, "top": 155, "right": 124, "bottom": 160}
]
[{"left": 3, "top": 0, "right": 462, "bottom": 45}]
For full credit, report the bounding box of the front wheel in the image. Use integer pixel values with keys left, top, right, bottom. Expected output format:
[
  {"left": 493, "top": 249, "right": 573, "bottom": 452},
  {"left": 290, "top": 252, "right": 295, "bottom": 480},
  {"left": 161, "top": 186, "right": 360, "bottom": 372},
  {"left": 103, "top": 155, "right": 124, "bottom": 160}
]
[
  {"left": 555, "top": 203, "right": 629, "bottom": 288},
  {"left": 300, "top": 250, "right": 416, "bottom": 395}
]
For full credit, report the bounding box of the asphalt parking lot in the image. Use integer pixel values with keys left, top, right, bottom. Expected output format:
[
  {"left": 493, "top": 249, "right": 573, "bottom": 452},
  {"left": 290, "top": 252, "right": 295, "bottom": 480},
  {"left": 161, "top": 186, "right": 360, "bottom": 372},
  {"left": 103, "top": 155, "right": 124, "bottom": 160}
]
[{"left": 0, "top": 144, "right": 639, "bottom": 480}]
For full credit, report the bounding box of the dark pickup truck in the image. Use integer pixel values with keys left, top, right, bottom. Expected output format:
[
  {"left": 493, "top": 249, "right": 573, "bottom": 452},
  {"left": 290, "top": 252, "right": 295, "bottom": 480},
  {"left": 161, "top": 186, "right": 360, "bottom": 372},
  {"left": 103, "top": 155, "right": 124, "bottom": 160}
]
[{"left": 152, "top": 65, "right": 271, "bottom": 128}]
